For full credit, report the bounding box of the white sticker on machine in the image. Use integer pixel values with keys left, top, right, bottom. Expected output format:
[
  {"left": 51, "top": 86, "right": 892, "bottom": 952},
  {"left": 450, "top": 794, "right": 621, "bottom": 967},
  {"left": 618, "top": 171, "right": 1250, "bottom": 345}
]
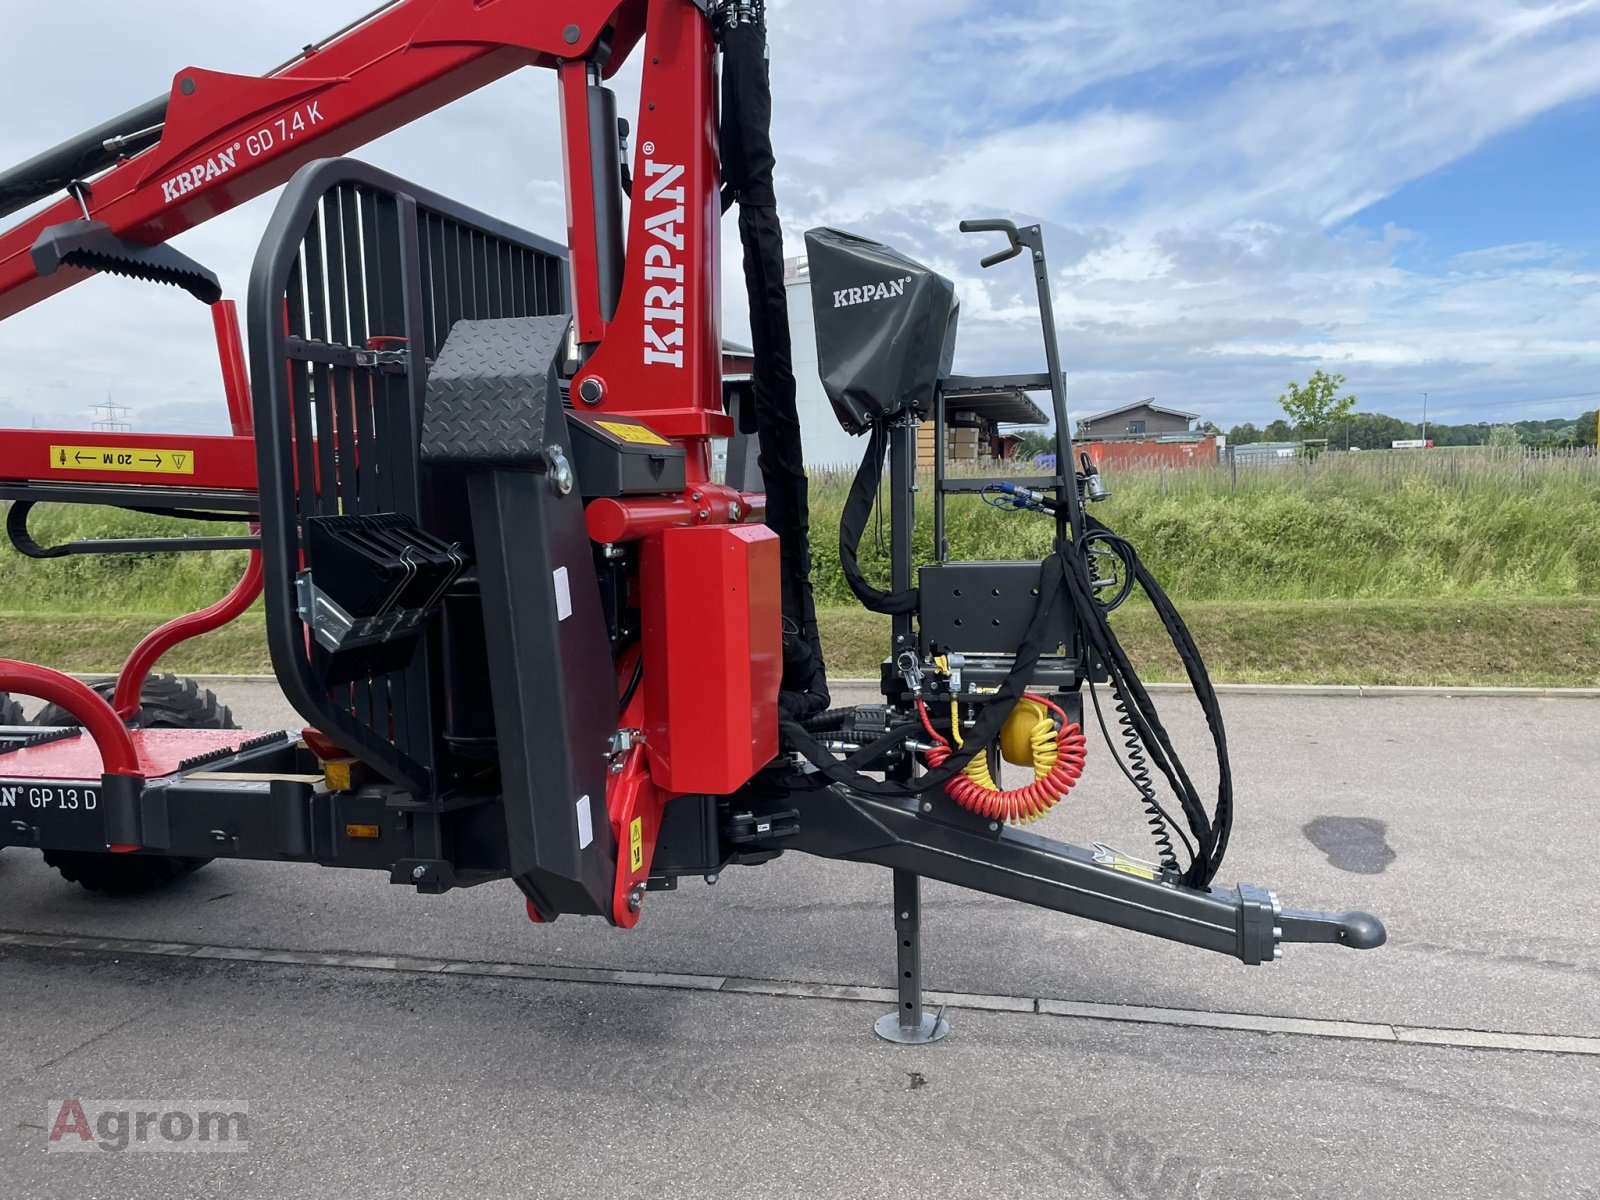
[
  {"left": 553, "top": 565, "right": 572, "bottom": 621},
  {"left": 575, "top": 794, "right": 593, "bottom": 849}
]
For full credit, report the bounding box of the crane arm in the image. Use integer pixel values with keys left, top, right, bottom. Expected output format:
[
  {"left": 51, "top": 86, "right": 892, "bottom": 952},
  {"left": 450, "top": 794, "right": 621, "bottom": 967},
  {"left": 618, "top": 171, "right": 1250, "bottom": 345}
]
[{"left": 0, "top": 0, "right": 649, "bottom": 323}]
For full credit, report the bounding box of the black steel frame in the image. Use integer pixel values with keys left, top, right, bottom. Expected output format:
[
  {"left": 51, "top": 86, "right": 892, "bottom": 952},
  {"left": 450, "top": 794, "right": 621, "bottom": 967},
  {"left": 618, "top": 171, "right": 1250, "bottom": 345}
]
[
  {"left": 812, "top": 223, "right": 1385, "bottom": 1040},
  {"left": 246, "top": 158, "right": 568, "bottom": 799}
]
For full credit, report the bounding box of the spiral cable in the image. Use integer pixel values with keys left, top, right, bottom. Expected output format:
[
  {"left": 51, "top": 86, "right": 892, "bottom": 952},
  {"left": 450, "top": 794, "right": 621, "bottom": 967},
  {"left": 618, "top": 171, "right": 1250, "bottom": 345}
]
[
  {"left": 917, "top": 694, "right": 1087, "bottom": 824},
  {"left": 1086, "top": 675, "right": 1185, "bottom": 872}
]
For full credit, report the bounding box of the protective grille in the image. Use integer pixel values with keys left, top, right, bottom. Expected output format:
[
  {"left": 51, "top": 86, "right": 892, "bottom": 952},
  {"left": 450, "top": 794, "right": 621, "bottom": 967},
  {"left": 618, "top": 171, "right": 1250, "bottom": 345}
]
[{"left": 249, "top": 158, "right": 566, "bottom": 792}]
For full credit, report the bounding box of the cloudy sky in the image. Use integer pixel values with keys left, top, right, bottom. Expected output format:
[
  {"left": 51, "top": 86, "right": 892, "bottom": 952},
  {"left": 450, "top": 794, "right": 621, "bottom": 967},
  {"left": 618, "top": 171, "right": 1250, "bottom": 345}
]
[{"left": 0, "top": 0, "right": 1597, "bottom": 435}]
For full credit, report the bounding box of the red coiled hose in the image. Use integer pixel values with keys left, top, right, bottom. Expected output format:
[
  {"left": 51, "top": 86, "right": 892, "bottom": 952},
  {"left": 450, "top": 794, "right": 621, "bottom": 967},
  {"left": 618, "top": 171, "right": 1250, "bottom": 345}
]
[{"left": 918, "top": 694, "right": 1087, "bottom": 824}]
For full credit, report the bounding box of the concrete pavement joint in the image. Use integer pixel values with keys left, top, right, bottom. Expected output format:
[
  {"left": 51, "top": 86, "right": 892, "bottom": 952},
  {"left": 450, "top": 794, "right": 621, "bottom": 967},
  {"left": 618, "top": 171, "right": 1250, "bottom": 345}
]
[{"left": 3, "top": 928, "right": 1596, "bottom": 1057}]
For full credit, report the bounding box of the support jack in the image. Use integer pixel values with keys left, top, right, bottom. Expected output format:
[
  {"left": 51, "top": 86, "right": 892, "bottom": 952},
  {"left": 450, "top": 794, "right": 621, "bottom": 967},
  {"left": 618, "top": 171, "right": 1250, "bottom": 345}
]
[{"left": 875, "top": 869, "right": 950, "bottom": 1044}]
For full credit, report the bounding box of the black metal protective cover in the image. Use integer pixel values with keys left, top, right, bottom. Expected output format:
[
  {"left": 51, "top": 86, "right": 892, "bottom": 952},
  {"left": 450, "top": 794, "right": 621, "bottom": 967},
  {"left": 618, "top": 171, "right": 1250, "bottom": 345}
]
[
  {"left": 421, "top": 314, "right": 616, "bottom": 913},
  {"left": 804, "top": 227, "right": 958, "bottom": 434},
  {"left": 422, "top": 316, "right": 569, "bottom": 466},
  {"left": 565, "top": 412, "right": 686, "bottom": 497}
]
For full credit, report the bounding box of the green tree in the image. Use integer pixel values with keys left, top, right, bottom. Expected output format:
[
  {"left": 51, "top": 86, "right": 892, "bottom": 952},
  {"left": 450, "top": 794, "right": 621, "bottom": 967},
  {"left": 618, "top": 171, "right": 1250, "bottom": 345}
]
[
  {"left": 1227, "top": 422, "right": 1261, "bottom": 445},
  {"left": 1488, "top": 424, "right": 1521, "bottom": 451},
  {"left": 1014, "top": 429, "right": 1056, "bottom": 459},
  {"left": 1574, "top": 410, "right": 1598, "bottom": 448},
  {"left": 1279, "top": 370, "right": 1357, "bottom": 439},
  {"left": 1341, "top": 413, "right": 1419, "bottom": 449},
  {"left": 1263, "top": 419, "right": 1296, "bottom": 442}
]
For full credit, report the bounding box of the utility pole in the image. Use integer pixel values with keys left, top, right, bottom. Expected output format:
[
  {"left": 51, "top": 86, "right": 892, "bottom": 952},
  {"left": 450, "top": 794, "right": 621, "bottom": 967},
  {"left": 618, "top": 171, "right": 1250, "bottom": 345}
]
[{"left": 1419, "top": 392, "right": 1428, "bottom": 444}]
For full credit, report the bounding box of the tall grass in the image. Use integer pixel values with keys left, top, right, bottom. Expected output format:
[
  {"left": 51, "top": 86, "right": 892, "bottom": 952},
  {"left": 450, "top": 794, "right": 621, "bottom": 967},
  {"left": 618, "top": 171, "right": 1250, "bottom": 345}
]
[
  {"left": 2, "top": 445, "right": 1596, "bottom": 616},
  {"left": 808, "top": 448, "right": 1600, "bottom": 605},
  {"left": 0, "top": 505, "right": 253, "bottom": 613}
]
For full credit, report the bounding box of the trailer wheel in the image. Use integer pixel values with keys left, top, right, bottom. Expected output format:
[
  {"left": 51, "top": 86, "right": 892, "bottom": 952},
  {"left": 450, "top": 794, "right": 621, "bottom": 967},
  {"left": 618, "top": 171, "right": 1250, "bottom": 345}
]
[{"left": 36, "top": 673, "right": 235, "bottom": 895}]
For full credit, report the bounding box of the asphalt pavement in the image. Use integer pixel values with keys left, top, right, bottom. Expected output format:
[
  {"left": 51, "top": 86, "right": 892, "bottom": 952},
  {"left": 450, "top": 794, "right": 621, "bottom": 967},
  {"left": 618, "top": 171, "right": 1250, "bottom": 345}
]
[{"left": 2, "top": 682, "right": 1597, "bottom": 1199}]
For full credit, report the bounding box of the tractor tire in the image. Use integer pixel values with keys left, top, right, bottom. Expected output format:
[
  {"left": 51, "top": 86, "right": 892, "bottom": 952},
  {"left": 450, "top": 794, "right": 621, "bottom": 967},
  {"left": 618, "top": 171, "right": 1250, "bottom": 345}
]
[
  {"left": 37, "top": 673, "right": 235, "bottom": 895},
  {"left": 33, "top": 673, "right": 234, "bottom": 731}
]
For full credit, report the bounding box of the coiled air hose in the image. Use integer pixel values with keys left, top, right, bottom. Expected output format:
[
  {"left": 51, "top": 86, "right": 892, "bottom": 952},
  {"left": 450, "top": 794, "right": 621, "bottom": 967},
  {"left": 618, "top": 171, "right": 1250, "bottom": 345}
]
[{"left": 917, "top": 693, "right": 1087, "bottom": 824}]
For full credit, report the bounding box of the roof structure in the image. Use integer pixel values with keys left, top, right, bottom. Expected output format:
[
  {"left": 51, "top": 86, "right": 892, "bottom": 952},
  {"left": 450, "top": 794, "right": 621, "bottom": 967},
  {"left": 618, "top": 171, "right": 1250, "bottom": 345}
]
[
  {"left": 1080, "top": 398, "right": 1198, "bottom": 425},
  {"left": 940, "top": 383, "right": 1049, "bottom": 426}
]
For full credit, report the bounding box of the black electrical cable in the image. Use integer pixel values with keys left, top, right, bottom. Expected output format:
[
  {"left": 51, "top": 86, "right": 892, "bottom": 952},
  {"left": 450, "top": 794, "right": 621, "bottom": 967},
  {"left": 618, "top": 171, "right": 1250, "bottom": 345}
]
[
  {"left": 836, "top": 422, "right": 918, "bottom": 615},
  {"left": 1085, "top": 674, "right": 1192, "bottom": 870},
  {"left": 1068, "top": 517, "right": 1233, "bottom": 885},
  {"left": 785, "top": 407, "right": 1234, "bottom": 881},
  {"left": 618, "top": 656, "right": 643, "bottom": 716}
]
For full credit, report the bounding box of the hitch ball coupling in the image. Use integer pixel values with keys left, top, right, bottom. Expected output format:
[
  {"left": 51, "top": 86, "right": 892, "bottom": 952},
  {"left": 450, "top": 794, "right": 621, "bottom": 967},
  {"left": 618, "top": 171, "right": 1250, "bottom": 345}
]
[{"left": 1235, "top": 882, "right": 1387, "bottom": 965}]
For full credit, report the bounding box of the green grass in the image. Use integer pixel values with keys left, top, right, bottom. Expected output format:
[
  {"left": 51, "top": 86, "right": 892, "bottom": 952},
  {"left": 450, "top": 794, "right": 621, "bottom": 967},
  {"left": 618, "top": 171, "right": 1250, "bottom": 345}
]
[
  {"left": 5, "top": 600, "right": 1591, "bottom": 689},
  {"left": 0, "top": 613, "right": 272, "bottom": 675},
  {"left": 0, "top": 505, "right": 253, "bottom": 613},
  {"left": 808, "top": 456, "right": 1600, "bottom": 605},
  {"left": 809, "top": 599, "right": 1600, "bottom": 686},
  {"left": 2, "top": 456, "right": 1597, "bottom": 688}
]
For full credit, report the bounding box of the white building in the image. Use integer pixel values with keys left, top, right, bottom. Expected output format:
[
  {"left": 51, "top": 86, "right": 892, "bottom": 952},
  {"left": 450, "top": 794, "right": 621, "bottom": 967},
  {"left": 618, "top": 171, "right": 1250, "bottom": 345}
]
[{"left": 783, "top": 255, "right": 863, "bottom": 471}]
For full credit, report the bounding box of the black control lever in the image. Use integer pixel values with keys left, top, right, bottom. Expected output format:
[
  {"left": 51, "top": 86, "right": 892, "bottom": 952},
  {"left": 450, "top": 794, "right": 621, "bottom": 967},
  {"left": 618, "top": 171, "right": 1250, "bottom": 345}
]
[{"left": 959, "top": 218, "right": 1023, "bottom": 268}]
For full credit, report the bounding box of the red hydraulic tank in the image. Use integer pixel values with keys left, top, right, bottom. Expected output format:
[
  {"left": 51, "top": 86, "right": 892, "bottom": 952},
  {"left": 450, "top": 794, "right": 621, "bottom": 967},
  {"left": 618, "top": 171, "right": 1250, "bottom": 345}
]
[{"left": 638, "top": 523, "right": 781, "bottom": 794}]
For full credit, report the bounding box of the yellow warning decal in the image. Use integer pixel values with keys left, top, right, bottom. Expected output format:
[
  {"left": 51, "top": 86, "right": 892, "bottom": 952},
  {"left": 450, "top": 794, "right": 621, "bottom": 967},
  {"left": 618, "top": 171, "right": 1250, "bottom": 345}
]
[
  {"left": 50, "top": 446, "right": 196, "bottom": 475},
  {"left": 1092, "top": 842, "right": 1159, "bottom": 881},
  {"left": 596, "top": 420, "right": 670, "bottom": 448},
  {"left": 629, "top": 817, "right": 644, "bottom": 873}
]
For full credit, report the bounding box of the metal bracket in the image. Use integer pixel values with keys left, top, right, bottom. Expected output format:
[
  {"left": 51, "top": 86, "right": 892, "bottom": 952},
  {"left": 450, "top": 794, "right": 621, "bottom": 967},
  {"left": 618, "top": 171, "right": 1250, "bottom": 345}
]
[{"left": 295, "top": 571, "right": 356, "bottom": 652}]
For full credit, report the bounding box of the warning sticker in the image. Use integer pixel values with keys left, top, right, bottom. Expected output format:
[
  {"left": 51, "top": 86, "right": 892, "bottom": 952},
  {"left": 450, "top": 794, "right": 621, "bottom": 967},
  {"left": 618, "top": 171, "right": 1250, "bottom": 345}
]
[
  {"left": 629, "top": 816, "right": 644, "bottom": 873},
  {"left": 596, "top": 420, "right": 670, "bottom": 448},
  {"left": 50, "top": 446, "right": 196, "bottom": 475}
]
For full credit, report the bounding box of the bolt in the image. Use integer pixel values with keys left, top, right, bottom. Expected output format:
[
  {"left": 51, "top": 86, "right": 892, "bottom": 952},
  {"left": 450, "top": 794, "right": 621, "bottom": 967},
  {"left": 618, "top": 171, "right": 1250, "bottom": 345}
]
[
  {"left": 697, "top": 509, "right": 709, "bottom": 520},
  {"left": 1272, "top": 945, "right": 1283, "bottom": 960},
  {"left": 627, "top": 884, "right": 645, "bottom": 913},
  {"left": 729, "top": 502, "right": 742, "bottom": 521},
  {"left": 691, "top": 491, "right": 702, "bottom": 502},
  {"left": 704, "top": 873, "right": 720, "bottom": 885},
  {"left": 921, "top": 801, "right": 933, "bottom": 813},
  {"left": 563, "top": 23, "right": 581, "bottom": 44},
  {"left": 1272, "top": 926, "right": 1283, "bottom": 940},
  {"left": 988, "top": 822, "right": 1000, "bottom": 832},
  {"left": 411, "top": 865, "right": 427, "bottom": 881},
  {"left": 548, "top": 447, "right": 574, "bottom": 496}
]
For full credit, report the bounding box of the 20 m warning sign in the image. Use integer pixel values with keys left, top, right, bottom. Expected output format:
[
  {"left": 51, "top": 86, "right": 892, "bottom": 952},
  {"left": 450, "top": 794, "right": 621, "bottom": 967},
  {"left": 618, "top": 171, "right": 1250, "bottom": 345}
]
[{"left": 49, "top": 445, "right": 196, "bottom": 475}]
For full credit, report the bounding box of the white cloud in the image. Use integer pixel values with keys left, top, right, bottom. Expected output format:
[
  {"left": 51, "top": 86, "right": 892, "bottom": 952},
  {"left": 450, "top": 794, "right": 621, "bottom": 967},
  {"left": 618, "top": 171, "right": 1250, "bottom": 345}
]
[{"left": 0, "top": 0, "right": 1597, "bottom": 435}]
